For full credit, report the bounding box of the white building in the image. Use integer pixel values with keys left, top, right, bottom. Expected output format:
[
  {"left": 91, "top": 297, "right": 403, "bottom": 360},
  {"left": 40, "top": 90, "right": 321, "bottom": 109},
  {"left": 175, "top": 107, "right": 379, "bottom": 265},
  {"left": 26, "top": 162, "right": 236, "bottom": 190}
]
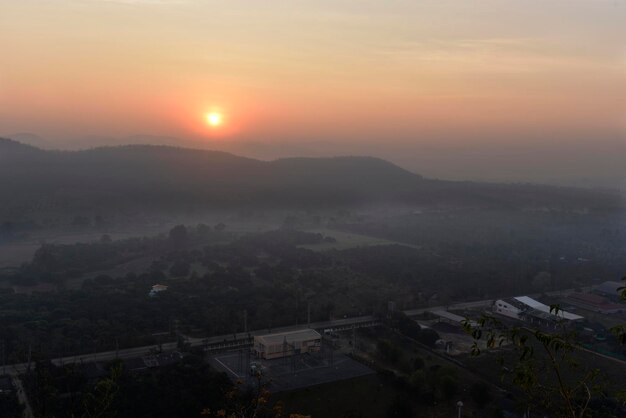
[
  {"left": 514, "top": 296, "right": 583, "bottom": 321},
  {"left": 149, "top": 284, "right": 168, "bottom": 297},
  {"left": 493, "top": 299, "right": 523, "bottom": 320},
  {"left": 253, "top": 329, "right": 321, "bottom": 360},
  {"left": 493, "top": 296, "right": 583, "bottom": 325}
]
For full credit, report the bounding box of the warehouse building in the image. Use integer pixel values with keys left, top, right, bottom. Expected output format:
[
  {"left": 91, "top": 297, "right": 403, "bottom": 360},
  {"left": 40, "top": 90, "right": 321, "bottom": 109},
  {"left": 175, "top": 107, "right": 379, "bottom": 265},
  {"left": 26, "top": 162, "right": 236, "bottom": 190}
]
[
  {"left": 565, "top": 292, "right": 625, "bottom": 314},
  {"left": 593, "top": 281, "right": 624, "bottom": 301},
  {"left": 493, "top": 296, "right": 584, "bottom": 327},
  {"left": 253, "top": 329, "right": 321, "bottom": 360},
  {"left": 429, "top": 309, "right": 478, "bottom": 327}
]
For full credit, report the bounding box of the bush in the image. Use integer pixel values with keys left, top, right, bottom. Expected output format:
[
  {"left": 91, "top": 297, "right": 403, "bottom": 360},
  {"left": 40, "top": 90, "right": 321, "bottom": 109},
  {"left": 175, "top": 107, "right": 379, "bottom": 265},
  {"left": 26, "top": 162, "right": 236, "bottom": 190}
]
[{"left": 470, "top": 381, "right": 493, "bottom": 409}]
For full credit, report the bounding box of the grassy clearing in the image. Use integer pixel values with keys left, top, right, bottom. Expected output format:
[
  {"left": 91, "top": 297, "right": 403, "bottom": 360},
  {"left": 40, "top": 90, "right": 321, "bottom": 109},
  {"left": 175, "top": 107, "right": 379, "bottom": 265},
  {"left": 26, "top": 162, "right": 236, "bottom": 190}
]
[{"left": 300, "top": 228, "right": 419, "bottom": 252}]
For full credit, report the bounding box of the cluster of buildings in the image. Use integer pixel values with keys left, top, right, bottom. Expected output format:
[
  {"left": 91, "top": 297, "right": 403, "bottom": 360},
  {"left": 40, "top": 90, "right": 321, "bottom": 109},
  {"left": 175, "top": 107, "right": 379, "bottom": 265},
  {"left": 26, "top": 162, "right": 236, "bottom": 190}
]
[
  {"left": 564, "top": 281, "right": 625, "bottom": 315},
  {"left": 593, "top": 281, "right": 624, "bottom": 300},
  {"left": 565, "top": 292, "right": 624, "bottom": 315},
  {"left": 492, "top": 281, "right": 625, "bottom": 327},
  {"left": 493, "top": 296, "right": 584, "bottom": 327}
]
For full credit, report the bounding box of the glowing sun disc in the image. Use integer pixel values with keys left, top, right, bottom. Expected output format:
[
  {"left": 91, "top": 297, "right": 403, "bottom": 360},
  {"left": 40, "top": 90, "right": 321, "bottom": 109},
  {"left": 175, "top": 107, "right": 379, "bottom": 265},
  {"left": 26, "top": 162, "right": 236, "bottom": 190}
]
[{"left": 206, "top": 112, "right": 223, "bottom": 127}]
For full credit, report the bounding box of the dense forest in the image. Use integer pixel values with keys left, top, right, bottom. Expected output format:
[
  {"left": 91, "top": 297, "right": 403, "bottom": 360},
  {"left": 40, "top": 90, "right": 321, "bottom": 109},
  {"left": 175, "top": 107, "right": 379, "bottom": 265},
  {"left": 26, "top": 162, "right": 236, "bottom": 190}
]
[{"left": 1, "top": 220, "right": 624, "bottom": 364}]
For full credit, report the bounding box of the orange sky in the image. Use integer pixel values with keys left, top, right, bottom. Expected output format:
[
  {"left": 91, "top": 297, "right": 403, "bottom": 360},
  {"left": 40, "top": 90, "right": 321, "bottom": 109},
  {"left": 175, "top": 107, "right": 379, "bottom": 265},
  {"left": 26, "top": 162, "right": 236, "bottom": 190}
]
[{"left": 1, "top": 0, "right": 625, "bottom": 156}]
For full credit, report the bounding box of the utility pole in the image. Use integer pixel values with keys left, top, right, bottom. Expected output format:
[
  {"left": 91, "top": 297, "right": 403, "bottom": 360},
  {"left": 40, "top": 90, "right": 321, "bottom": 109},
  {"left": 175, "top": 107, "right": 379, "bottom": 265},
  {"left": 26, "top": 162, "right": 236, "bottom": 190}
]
[
  {"left": 27, "top": 344, "right": 32, "bottom": 374},
  {"left": 1, "top": 340, "right": 5, "bottom": 375},
  {"left": 243, "top": 309, "right": 248, "bottom": 334},
  {"left": 295, "top": 297, "right": 299, "bottom": 326},
  {"left": 307, "top": 302, "right": 311, "bottom": 328}
]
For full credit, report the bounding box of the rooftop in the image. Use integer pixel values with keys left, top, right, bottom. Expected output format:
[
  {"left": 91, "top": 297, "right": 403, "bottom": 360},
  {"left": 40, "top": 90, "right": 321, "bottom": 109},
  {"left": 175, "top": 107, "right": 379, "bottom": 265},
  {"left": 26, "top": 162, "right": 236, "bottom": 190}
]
[
  {"left": 594, "top": 281, "right": 623, "bottom": 296},
  {"left": 567, "top": 292, "right": 625, "bottom": 311},
  {"left": 514, "top": 296, "right": 583, "bottom": 321},
  {"left": 430, "top": 309, "right": 478, "bottom": 327},
  {"left": 255, "top": 329, "right": 321, "bottom": 346}
]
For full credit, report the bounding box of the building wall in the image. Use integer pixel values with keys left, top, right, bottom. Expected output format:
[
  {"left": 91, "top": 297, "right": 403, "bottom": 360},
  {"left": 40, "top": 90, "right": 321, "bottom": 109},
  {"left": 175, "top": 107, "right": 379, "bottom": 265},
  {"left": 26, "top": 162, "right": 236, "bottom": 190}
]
[
  {"left": 493, "top": 299, "right": 521, "bottom": 319},
  {"left": 254, "top": 337, "right": 321, "bottom": 359}
]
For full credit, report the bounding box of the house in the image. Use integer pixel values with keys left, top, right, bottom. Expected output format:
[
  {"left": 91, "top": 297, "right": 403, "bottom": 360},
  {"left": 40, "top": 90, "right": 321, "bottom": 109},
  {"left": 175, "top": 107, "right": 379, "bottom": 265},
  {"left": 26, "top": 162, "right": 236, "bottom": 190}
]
[{"left": 149, "top": 284, "right": 168, "bottom": 297}]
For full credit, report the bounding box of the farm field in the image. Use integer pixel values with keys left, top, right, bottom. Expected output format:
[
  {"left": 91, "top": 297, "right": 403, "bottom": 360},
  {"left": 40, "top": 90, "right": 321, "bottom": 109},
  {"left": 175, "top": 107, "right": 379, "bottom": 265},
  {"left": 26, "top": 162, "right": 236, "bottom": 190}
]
[{"left": 300, "top": 228, "right": 420, "bottom": 252}]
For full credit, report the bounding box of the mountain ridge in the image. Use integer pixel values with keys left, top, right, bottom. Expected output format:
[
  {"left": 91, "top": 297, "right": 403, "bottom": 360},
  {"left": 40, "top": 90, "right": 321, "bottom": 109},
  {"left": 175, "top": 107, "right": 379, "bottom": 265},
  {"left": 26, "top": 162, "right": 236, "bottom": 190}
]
[{"left": 0, "top": 138, "right": 620, "bottom": 215}]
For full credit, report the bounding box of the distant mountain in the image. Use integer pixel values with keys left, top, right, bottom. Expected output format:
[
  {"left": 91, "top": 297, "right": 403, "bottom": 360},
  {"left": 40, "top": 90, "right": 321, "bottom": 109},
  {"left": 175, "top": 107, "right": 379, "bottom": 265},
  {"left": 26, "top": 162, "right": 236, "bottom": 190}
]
[
  {"left": 0, "top": 138, "right": 620, "bottom": 216},
  {"left": 0, "top": 137, "right": 43, "bottom": 156},
  {"left": 4, "top": 133, "right": 49, "bottom": 149}
]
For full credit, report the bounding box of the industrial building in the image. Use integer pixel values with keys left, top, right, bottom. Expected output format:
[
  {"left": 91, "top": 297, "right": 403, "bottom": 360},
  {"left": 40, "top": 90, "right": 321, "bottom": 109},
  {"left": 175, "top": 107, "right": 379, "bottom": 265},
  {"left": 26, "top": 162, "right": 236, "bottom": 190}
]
[
  {"left": 253, "top": 329, "right": 321, "bottom": 359},
  {"left": 565, "top": 292, "right": 625, "bottom": 314},
  {"left": 493, "top": 296, "right": 583, "bottom": 327},
  {"left": 429, "top": 309, "right": 478, "bottom": 327},
  {"left": 593, "top": 281, "right": 624, "bottom": 301}
]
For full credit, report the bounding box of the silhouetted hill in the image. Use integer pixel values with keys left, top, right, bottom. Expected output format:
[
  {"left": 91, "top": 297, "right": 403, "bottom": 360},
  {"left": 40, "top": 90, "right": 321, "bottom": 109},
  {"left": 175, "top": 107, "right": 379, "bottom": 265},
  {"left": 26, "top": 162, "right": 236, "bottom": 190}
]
[
  {"left": 0, "top": 138, "right": 620, "bottom": 215},
  {"left": 0, "top": 137, "right": 42, "bottom": 155},
  {"left": 4, "top": 133, "right": 49, "bottom": 149}
]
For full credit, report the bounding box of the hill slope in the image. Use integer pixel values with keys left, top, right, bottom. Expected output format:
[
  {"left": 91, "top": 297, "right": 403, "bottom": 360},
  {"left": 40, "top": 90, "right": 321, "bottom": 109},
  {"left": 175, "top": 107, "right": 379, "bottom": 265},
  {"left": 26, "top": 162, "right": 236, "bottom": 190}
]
[{"left": 0, "top": 138, "right": 620, "bottom": 215}]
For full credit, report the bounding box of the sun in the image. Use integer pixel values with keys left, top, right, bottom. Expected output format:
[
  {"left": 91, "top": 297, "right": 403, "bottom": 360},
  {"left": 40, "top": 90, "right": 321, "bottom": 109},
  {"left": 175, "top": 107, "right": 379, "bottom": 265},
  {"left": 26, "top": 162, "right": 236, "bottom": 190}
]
[{"left": 206, "top": 112, "right": 223, "bottom": 127}]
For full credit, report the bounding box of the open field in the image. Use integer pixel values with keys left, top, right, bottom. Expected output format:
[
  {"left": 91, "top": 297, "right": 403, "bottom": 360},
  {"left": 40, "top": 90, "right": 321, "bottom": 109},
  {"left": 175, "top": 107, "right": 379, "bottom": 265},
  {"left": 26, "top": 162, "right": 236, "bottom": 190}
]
[
  {"left": 0, "top": 228, "right": 169, "bottom": 268},
  {"left": 0, "top": 217, "right": 280, "bottom": 269},
  {"left": 299, "top": 228, "right": 420, "bottom": 252}
]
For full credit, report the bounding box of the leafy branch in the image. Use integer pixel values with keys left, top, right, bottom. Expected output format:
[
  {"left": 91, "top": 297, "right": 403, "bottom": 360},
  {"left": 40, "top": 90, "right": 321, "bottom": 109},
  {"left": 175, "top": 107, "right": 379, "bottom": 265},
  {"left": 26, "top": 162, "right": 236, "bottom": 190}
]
[
  {"left": 463, "top": 305, "right": 601, "bottom": 418},
  {"left": 608, "top": 276, "right": 626, "bottom": 344}
]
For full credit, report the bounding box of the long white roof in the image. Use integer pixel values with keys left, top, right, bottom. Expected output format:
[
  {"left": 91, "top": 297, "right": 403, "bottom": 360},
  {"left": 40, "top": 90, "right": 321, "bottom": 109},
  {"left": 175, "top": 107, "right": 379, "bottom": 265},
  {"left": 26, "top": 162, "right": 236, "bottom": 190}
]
[
  {"left": 430, "top": 309, "right": 478, "bottom": 327},
  {"left": 514, "top": 296, "right": 583, "bottom": 321},
  {"left": 255, "top": 329, "right": 321, "bottom": 346}
]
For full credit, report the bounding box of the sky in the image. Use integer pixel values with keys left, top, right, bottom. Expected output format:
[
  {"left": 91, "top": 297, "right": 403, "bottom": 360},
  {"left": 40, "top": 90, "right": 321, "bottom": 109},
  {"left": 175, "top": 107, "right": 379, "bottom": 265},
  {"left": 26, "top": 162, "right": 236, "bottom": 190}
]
[{"left": 1, "top": 0, "right": 625, "bottom": 185}]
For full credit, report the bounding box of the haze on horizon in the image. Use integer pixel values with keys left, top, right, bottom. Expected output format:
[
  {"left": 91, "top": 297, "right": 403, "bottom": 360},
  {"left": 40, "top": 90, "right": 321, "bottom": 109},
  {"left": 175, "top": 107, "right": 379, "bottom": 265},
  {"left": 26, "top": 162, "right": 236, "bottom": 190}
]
[{"left": 1, "top": 0, "right": 625, "bottom": 187}]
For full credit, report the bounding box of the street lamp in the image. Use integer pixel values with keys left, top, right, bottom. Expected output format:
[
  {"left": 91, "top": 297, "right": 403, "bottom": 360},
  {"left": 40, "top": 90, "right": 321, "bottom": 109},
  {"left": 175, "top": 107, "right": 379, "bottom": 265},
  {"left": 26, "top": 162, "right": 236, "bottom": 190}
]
[{"left": 456, "top": 400, "right": 464, "bottom": 418}]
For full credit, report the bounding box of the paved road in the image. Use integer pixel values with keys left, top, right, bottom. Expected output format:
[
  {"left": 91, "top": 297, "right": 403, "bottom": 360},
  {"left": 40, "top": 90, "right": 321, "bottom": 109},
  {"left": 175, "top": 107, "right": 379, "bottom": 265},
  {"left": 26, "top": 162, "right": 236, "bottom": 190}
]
[
  {"left": 4, "top": 287, "right": 606, "bottom": 418},
  {"left": 11, "top": 372, "right": 34, "bottom": 418},
  {"left": 4, "top": 301, "right": 486, "bottom": 377},
  {"left": 4, "top": 288, "right": 590, "bottom": 377},
  {"left": 5, "top": 315, "right": 383, "bottom": 376}
]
